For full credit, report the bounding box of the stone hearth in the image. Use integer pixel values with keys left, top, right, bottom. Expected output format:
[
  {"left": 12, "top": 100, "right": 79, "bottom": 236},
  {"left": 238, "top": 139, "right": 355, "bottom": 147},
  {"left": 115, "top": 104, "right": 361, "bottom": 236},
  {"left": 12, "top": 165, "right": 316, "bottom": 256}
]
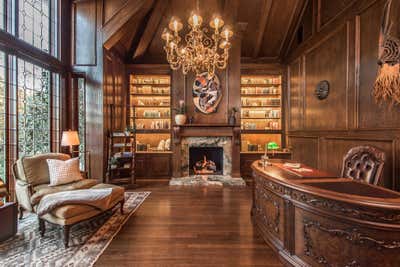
[{"left": 170, "top": 175, "right": 246, "bottom": 186}]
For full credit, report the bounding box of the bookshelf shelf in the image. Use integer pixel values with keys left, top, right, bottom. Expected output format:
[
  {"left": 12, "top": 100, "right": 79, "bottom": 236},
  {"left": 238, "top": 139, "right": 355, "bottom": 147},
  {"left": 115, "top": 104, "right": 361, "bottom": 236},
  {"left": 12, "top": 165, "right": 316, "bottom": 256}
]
[
  {"left": 129, "top": 74, "right": 172, "bottom": 154},
  {"left": 240, "top": 75, "right": 283, "bottom": 153}
]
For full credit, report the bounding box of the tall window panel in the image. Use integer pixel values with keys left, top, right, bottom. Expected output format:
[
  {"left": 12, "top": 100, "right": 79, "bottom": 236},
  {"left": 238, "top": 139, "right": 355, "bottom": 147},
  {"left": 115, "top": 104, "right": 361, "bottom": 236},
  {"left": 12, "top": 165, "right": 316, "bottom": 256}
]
[
  {"left": 0, "top": 0, "right": 5, "bottom": 30},
  {"left": 51, "top": 72, "right": 60, "bottom": 152},
  {"left": 17, "top": 58, "right": 51, "bottom": 156},
  {"left": 0, "top": 52, "right": 5, "bottom": 183},
  {"left": 78, "top": 78, "right": 86, "bottom": 171},
  {"left": 18, "top": 0, "right": 59, "bottom": 57}
]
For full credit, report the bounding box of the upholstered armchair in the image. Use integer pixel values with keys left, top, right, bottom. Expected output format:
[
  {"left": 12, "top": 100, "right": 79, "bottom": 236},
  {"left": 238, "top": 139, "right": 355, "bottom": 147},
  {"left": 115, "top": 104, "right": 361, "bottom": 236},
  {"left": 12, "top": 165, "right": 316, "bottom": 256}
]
[
  {"left": 13, "top": 153, "right": 124, "bottom": 247},
  {"left": 341, "top": 146, "right": 385, "bottom": 185}
]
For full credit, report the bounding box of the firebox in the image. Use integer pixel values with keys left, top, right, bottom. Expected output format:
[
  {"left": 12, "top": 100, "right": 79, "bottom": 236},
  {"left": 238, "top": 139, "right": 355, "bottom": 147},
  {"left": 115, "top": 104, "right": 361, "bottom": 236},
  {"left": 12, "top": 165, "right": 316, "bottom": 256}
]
[{"left": 189, "top": 147, "right": 223, "bottom": 175}]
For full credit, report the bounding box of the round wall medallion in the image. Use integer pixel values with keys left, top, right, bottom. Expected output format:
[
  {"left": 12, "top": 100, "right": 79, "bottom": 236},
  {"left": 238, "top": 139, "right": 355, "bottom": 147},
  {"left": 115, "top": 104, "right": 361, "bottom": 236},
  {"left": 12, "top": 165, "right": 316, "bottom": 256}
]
[{"left": 315, "top": 80, "right": 330, "bottom": 100}]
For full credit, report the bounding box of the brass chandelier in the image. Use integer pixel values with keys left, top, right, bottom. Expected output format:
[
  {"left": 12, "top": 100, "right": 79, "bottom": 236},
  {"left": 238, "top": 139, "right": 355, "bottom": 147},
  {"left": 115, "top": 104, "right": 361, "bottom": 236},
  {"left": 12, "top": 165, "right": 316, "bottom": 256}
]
[{"left": 161, "top": 4, "right": 233, "bottom": 77}]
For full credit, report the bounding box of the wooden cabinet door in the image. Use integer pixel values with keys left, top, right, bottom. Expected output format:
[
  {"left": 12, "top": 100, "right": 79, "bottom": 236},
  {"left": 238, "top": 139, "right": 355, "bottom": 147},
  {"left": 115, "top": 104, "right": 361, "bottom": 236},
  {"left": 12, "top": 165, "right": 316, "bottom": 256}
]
[
  {"left": 241, "top": 155, "right": 258, "bottom": 179},
  {"left": 135, "top": 155, "right": 147, "bottom": 177},
  {"left": 148, "top": 154, "right": 171, "bottom": 178}
]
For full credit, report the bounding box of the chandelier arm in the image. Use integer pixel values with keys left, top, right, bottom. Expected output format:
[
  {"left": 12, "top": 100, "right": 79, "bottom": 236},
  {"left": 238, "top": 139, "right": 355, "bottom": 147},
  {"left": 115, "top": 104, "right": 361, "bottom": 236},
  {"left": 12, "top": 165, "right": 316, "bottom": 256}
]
[{"left": 162, "top": 13, "right": 232, "bottom": 76}]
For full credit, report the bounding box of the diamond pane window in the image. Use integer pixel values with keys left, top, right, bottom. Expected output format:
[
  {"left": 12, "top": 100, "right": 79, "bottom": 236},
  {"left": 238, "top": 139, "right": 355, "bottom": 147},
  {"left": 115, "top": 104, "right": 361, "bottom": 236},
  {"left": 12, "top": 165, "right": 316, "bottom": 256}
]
[
  {"left": 18, "top": 0, "right": 58, "bottom": 57},
  {"left": 17, "top": 58, "right": 50, "bottom": 156}
]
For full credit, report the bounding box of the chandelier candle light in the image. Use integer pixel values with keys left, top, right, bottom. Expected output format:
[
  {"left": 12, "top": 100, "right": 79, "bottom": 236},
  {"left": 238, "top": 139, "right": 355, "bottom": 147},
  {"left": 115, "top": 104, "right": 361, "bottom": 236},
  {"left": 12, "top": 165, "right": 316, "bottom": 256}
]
[{"left": 162, "top": 4, "right": 233, "bottom": 77}]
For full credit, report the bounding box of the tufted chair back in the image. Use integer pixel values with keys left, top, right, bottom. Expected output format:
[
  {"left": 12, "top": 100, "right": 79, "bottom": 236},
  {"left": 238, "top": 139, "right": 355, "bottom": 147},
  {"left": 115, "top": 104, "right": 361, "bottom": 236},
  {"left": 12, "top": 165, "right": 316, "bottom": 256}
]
[{"left": 341, "top": 146, "right": 385, "bottom": 185}]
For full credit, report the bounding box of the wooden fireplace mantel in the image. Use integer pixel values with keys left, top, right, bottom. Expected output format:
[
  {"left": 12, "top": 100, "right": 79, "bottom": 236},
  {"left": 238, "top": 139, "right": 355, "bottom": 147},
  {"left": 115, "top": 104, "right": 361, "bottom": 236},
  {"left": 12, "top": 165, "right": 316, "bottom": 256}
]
[{"left": 173, "top": 124, "right": 241, "bottom": 142}]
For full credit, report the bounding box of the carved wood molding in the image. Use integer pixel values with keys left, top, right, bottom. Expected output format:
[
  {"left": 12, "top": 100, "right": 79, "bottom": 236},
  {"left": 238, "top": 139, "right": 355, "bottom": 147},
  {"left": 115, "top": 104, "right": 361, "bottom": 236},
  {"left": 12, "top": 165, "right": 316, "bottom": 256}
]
[
  {"left": 254, "top": 174, "right": 288, "bottom": 196},
  {"left": 173, "top": 126, "right": 181, "bottom": 144},
  {"left": 254, "top": 184, "right": 280, "bottom": 233},
  {"left": 233, "top": 127, "right": 241, "bottom": 146},
  {"left": 292, "top": 190, "right": 400, "bottom": 224},
  {"left": 303, "top": 219, "right": 400, "bottom": 266}
]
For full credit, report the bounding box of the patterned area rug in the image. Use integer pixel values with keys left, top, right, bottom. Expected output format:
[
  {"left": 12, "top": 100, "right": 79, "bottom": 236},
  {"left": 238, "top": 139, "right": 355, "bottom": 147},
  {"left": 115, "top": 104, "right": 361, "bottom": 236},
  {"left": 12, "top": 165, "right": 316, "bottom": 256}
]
[{"left": 0, "top": 191, "right": 150, "bottom": 267}]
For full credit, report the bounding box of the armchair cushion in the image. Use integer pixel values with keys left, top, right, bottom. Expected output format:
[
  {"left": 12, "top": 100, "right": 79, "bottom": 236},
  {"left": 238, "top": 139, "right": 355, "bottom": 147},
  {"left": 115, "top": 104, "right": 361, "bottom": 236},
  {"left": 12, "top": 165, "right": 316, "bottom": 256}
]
[
  {"left": 16, "top": 153, "right": 71, "bottom": 186},
  {"left": 47, "top": 184, "right": 124, "bottom": 219},
  {"left": 47, "top": 157, "right": 83, "bottom": 186},
  {"left": 31, "top": 179, "right": 99, "bottom": 206}
]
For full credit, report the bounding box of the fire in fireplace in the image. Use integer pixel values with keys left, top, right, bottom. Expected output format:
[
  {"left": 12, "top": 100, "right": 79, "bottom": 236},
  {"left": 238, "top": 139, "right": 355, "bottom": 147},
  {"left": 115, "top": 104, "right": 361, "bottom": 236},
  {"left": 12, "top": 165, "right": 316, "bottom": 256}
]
[{"left": 189, "top": 147, "right": 223, "bottom": 175}]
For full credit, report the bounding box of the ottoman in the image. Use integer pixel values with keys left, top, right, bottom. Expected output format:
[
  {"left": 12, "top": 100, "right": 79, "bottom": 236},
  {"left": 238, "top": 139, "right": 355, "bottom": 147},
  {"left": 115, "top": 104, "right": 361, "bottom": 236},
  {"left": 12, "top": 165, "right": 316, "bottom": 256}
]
[{"left": 38, "top": 183, "right": 125, "bottom": 247}]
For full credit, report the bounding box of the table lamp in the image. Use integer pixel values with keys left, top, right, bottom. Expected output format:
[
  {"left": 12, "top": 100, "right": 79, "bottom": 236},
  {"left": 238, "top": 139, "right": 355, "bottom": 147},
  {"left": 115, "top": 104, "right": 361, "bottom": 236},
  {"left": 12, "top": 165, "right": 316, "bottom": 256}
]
[
  {"left": 61, "top": 130, "right": 80, "bottom": 156},
  {"left": 267, "top": 142, "right": 279, "bottom": 157}
]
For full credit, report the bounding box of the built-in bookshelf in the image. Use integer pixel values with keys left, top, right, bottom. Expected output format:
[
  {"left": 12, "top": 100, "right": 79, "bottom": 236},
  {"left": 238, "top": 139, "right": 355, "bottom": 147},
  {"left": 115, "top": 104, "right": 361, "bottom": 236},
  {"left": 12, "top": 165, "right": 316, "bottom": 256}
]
[
  {"left": 129, "top": 74, "right": 172, "bottom": 153},
  {"left": 240, "top": 75, "right": 283, "bottom": 153}
]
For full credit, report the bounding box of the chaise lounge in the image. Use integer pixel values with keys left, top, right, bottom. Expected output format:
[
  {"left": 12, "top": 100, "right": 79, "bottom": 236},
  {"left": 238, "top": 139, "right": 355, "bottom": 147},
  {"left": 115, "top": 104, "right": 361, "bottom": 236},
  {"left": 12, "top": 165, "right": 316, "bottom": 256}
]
[{"left": 13, "top": 153, "right": 125, "bottom": 247}]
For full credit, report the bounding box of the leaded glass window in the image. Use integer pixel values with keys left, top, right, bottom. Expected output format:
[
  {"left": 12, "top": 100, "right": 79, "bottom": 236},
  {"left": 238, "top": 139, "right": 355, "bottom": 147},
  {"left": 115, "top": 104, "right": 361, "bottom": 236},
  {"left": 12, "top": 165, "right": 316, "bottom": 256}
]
[
  {"left": 77, "top": 78, "right": 86, "bottom": 170},
  {"left": 0, "top": 52, "right": 5, "bottom": 182},
  {"left": 51, "top": 72, "right": 60, "bottom": 152},
  {"left": 17, "top": 58, "right": 51, "bottom": 156},
  {"left": 0, "top": 0, "right": 5, "bottom": 30},
  {"left": 18, "top": 0, "right": 59, "bottom": 57}
]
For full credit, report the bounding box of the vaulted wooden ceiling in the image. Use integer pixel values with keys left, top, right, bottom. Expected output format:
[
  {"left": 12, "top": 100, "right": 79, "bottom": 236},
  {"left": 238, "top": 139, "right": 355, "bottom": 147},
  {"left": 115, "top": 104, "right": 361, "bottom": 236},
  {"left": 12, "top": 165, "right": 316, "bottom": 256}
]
[{"left": 103, "top": 0, "right": 307, "bottom": 63}]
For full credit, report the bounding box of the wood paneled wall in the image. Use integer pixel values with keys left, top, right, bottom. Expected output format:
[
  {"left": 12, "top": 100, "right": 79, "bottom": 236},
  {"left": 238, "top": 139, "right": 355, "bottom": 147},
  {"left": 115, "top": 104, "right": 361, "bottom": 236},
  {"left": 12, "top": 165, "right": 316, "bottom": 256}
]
[
  {"left": 72, "top": 0, "right": 130, "bottom": 180},
  {"left": 104, "top": 50, "right": 127, "bottom": 131},
  {"left": 286, "top": 0, "right": 400, "bottom": 190},
  {"left": 72, "top": 0, "right": 103, "bottom": 180}
]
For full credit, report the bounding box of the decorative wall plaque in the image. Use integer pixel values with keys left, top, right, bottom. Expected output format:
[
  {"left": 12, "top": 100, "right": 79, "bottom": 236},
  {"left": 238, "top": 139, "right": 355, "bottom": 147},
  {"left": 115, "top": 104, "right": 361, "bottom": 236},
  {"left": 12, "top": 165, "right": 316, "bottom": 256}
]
[
  {"left": 315, "top": 80, "right": 330, "bottom": 100},
  {"left": 192, "top": 72, "right": 222, "bottom": 114}
]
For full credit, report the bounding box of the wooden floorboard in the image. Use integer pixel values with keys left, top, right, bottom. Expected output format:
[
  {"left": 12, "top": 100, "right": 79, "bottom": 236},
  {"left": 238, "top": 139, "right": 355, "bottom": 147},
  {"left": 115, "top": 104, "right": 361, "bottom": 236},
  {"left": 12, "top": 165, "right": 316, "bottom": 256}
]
[{"left": 95, "top": 182, "right": 283, "bottom": 267}]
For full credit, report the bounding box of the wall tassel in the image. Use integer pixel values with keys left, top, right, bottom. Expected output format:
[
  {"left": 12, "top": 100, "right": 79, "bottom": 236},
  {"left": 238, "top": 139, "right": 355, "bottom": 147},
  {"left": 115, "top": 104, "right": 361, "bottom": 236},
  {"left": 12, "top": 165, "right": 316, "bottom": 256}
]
[
  {"left": 373, "top": 64, "right": 400, "bottom": 105},
  {"left": 373, "top": 0, "right": 400, "bottom": 105}
]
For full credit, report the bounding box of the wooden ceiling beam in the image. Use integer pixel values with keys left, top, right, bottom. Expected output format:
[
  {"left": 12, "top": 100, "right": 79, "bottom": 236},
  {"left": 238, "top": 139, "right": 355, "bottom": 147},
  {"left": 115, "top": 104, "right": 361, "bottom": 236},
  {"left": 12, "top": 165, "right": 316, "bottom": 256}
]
[
  {"left": 279, "top": 0, "right": 308, "bottom": 60},
  {"left": 223, "top": 0, "right": 240, "bottom": 25},
  {"left": 252, "top": 0, "right": 273, "bottom": 58},
  {"left": 102, "top": 0, "right": 155, "bottom": 45},
  {"left": 133, "top": 0, "right": 169, "bottom": 60}
]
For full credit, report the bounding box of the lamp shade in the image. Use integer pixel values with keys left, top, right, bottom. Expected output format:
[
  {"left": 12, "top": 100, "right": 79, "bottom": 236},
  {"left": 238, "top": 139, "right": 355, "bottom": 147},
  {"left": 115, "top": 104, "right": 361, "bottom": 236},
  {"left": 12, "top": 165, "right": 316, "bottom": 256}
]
[
  {"left": 267, "top": 142, "right": 279, "bottom": 150},
  {"left": 61, "top": 131, "right": 80, "bottom": 146}
]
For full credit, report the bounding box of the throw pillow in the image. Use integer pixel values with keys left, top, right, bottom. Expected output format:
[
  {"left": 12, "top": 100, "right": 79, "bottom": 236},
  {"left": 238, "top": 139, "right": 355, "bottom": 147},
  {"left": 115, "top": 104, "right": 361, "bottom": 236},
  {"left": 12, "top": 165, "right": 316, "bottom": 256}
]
[{"left": 47, "top": 157, "right": 83, "bottom": 186}]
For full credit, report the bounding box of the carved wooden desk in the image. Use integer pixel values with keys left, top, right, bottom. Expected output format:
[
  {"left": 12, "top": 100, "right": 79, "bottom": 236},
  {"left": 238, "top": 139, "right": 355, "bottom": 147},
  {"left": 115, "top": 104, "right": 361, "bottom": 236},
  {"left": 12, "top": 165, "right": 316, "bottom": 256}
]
[{"left": 251, "top": 160, "right": 400, "bottom": 267}]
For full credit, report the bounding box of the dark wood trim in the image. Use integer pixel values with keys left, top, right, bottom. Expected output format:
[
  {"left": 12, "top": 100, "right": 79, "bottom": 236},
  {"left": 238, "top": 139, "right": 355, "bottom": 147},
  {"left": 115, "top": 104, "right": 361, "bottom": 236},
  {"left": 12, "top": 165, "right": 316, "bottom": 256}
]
[
  {"left": 72, "top": 0, "right": 98, "bottom": 66},
  {"left": 317, "top": 0, "right": 358, "bottom": 31},
  {"left": 354, "top": 14, "right": 361, "bottom": 129},
  {"left": 241, "top": 56, "right": 281, "bottom": 64},
  {"left": 4, "top": 51, "right": 10, "bottom": 200},
  {"left": 281, "top": 0, "right": 309, "bottom": 59},
  {"left": 102, "top": 0, "right": 154, "bottom": 45},
  {"left": 253, "top": 0, "right": 273, "bottom": 58},
  {"left": 279, "top": 0, "right": 307, "bottom": 59},
  {"left": 241, "top": 63, "right": 285, "bottom": 74},
  {"left": 0, "top": 30, "right": 66, "bottom": 73},
  {"left": 126, "top": 64, "right": 171, "bottom": 74},
  {"left": 132, "top": 0, "right": 169, "bottom": 60},
  {"left": 285, "top": 0, "right": 380, "bottom": 63}
]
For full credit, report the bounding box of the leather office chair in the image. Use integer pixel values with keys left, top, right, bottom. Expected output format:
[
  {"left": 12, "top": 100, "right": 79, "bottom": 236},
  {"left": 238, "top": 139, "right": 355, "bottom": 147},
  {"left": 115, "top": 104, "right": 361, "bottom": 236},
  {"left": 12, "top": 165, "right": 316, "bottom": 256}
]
[{"left": 341, "top": 146, "right": 385, "bottom": 185}]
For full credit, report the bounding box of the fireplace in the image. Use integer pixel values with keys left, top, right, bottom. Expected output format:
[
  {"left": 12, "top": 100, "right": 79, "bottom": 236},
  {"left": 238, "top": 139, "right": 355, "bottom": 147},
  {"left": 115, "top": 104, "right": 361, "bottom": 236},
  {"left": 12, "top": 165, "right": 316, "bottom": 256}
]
[
  {"left": 189, "top": 147, "right": 223, "bottom": 175},
  {"left": 179, "top": 136, "right": 234, "bottom": 177}
]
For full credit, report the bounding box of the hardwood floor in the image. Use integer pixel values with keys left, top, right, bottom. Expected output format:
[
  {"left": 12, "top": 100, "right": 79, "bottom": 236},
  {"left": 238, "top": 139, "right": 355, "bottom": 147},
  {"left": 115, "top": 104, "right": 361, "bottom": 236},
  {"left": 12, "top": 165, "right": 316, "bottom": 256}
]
[{"left": 95, "top": 182, "right": 282, "bottom": 267}]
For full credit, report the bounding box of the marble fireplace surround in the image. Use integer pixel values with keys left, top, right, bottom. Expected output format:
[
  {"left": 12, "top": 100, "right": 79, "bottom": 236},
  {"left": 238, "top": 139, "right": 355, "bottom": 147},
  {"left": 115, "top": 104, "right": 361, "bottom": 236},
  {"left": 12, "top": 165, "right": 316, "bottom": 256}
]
[
  {"left": 172, "top": 124, "right": 242, "bottom": 178},
  {"left": 181, "top": 137, "right": 232, "bottom": 177}
]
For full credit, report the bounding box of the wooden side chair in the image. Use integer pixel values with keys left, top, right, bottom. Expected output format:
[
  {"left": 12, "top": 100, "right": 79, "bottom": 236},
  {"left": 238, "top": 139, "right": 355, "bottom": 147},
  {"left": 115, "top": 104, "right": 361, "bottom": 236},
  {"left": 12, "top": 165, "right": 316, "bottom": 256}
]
[{"left": 341, "top": 146, "right": 385, "bottom": 185}]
